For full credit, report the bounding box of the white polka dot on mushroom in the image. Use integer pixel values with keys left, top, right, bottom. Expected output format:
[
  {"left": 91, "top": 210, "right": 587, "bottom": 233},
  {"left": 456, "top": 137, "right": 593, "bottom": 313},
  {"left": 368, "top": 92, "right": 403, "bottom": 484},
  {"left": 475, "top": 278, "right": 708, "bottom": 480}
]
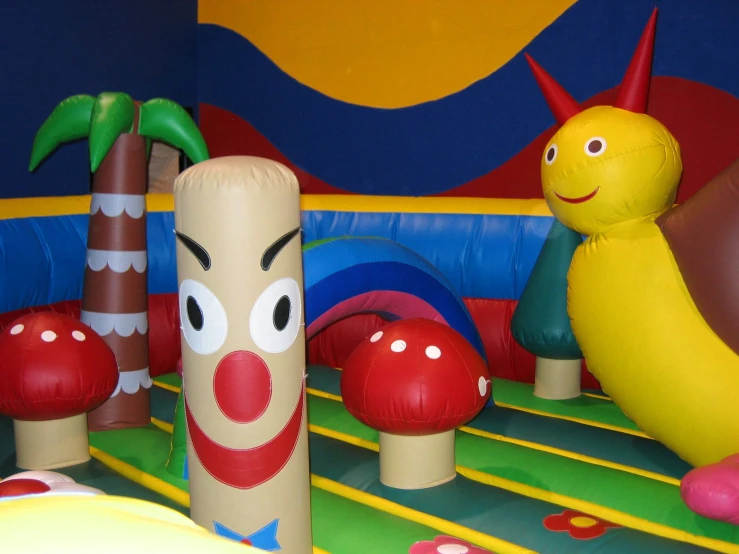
[
  {"left": 437, "top": 545, "right": 469, "bottom": 554},
  {"left": 390, "top": 339, "right": 406, "bottom": 353},
  {"left": 370, "top": 331, "right": 383, "bottom": 343},
  {"left": 41, "top": 331, "right": 57, "bottom": 343},
  {"left": 72, "top": 330, "right": 86, "bottom": 341},
  {"left": 425, "top": 345, "right": 441, "bottom": 359},
  {"left": 478, "top": 376, "right": 488, "bottom": 396},
  {"left": 10, "top": 324, "right": 24, "bottom": 335}
]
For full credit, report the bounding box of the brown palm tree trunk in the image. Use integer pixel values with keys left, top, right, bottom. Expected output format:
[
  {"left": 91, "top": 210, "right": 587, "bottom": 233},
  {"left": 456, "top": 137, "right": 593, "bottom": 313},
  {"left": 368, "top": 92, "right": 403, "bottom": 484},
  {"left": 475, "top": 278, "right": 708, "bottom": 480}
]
[{"left": 82, "top": 109, "right": 152, "bottom": 431}]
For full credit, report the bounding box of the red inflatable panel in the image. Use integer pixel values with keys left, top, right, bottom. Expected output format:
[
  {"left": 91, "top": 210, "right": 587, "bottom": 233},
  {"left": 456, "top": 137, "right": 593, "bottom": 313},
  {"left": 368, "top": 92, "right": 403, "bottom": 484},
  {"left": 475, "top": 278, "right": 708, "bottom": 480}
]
[
  {"left": 306, "top": 297, "right": 600, "bottom": 389},
  {"left": 0, "top": 294, "right": 599, "bottom": 388}
]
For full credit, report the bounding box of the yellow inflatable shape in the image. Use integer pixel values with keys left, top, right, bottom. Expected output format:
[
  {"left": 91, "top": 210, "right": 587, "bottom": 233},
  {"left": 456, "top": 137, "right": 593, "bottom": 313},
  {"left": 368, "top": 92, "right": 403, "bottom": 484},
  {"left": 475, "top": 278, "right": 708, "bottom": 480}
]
[
  {"left": 0, "top": 495, "right": 266, "bottom": 553},
  {"left": 567, "top": 219, "right": 739, "bottom": 468},
  {"left": 541, "top": 106, "right": 682, "bottom": 236},
  {"left": 198, "top": 0, "right": 577, "bottom": 108},
  {"left": 530, "top": 23, "right": 739, "bottom": 467}
]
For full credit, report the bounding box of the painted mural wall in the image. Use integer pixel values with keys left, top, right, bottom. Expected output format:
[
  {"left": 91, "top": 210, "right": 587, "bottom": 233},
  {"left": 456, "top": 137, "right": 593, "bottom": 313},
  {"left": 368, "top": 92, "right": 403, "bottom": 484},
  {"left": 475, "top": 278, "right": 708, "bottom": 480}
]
[
  {"left": 3, "top": 0, "right": 198, "bottom": 199},
  {"left": 197, "top": 0, "right": 739, "bottom": 200}
]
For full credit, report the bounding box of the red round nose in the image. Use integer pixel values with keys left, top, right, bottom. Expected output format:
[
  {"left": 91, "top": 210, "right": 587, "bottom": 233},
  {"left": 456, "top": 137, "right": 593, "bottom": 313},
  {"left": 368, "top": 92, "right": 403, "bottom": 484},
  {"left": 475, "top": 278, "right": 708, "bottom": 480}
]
[{"left": 213, "top": 351, "right": 272, "bottom": 424}]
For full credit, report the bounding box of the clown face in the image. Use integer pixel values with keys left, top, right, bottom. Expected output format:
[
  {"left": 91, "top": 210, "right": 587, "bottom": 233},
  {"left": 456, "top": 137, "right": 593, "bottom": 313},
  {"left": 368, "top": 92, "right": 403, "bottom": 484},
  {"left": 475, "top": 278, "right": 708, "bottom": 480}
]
[{"left": 173, "top": 156, "right": 312, "bottom": 552}]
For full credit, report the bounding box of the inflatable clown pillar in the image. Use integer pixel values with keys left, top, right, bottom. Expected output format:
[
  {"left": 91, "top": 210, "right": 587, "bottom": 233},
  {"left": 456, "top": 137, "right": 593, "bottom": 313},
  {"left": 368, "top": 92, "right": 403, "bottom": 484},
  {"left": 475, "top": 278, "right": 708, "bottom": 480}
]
[{"left": 173, "top": 157, "right": 312, "bottom": 552}]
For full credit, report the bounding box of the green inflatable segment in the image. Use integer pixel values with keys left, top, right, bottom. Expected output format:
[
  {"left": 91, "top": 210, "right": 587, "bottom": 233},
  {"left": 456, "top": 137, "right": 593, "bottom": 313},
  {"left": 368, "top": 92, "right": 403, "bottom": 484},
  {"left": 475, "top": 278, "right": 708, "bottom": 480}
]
[
  {"left": 0, "top": 415, "right": 186, "bottom": 515},
  {"left": 491, "top": 377, "right": 641, "bottom": 432},
  {"left": 89, "top": 92, "right": 136, "bottom": 172},
  {"left": 305, "top": 393, "right": 739, "bottom": 543},
  {"left": 154, "top": 373, "right": 183, "bottom": 388},
  {"left": 310, "top": 487, "right": 443, "bottom": 553},
  {"left": 165, "top": 390, "right": 187, "bottom": 478},
  {"left": 86, "top": 419, "right": 454, "bottom": 553},
  {"left": 88, "top": 425, "right": 190, "bottom": 493},
  {"left": 307, "top": 433, "right": 714, "bottom": 554},
  {"left": 138, "top": 98, "right": 210, "bottom": 165},
  {"left": 511, "top": 218, "right": 583, "bottom": 359},
  {"left": 28, "top": 94, "right": 95, "bottom": 171}
]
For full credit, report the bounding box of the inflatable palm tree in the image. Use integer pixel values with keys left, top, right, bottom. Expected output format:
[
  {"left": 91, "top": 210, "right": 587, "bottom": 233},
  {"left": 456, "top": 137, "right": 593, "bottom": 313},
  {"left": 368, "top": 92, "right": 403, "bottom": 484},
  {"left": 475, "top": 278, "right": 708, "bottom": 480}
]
[{"left": 29, "top": 93, "right": 209, "bottom": 431}]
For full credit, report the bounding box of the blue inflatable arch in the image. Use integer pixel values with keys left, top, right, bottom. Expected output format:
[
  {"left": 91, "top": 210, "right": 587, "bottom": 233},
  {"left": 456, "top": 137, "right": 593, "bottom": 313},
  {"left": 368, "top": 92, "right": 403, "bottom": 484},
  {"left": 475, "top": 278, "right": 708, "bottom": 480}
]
[{"left": 303, "top": 236, "right": 486, "bottom": 361}]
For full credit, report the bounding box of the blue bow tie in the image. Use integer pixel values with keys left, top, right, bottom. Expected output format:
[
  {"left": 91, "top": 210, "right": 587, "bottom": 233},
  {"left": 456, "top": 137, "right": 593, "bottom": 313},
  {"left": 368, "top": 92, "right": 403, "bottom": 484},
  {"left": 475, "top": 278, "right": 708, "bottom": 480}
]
[{"left": 213, "top": 518, "right": 281, "bottom": 551}]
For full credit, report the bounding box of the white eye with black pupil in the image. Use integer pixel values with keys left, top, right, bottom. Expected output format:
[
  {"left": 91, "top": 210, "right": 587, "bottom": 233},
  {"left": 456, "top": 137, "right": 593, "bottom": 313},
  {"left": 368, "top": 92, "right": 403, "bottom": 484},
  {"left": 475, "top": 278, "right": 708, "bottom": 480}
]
[
  {"left": 585, "top": 137, "right": 607, "bottom": 157},
  {"left": 179, "top": 279, "right": 228, "bottom": 355},
  {"left": 545, "top": 144, "right": 558, "bottom": 165},
  {"left": 250, "top": 278, "right": 302, "bottom": 354}
]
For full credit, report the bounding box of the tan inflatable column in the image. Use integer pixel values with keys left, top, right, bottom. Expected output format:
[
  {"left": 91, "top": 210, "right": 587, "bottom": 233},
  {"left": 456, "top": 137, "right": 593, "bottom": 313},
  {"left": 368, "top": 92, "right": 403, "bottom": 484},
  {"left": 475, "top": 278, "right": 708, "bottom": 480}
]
[{"left": 174, "top": 156, "right": 312, "bottom": 552}]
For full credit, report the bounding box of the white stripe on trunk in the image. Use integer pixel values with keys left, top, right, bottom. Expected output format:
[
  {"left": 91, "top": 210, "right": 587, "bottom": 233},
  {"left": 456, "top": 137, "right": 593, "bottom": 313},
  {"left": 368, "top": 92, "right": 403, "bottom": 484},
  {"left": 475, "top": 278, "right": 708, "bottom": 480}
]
[
  {"left": 86, "top": 249, "right": 147, "bottom": 273},
  {"left": 90, "top": 193, "right": 146, "bottom": 219},
  {"left": 111, "top": 367, "right": 153, "bottom": 397},
  {"left": 80, "top": 311, "right": 148, "bottom": 337}
]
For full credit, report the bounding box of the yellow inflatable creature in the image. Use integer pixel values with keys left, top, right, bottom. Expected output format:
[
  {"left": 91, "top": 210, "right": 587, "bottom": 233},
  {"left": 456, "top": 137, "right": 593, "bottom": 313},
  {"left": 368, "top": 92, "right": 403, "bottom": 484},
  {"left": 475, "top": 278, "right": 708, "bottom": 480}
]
[{"left": 526, "top": 8, "right": 739, "bottom": 525}]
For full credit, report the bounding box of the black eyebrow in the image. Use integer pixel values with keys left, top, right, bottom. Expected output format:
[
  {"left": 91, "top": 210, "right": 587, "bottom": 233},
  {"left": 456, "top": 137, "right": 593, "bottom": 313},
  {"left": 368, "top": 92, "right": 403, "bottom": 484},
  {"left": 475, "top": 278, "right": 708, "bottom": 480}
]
[
  {"left": 261, "top": 227, "right": 301, "bottom": 271},
  {"left": 175, "top": 231, "right": 211, "bottom": 271}
]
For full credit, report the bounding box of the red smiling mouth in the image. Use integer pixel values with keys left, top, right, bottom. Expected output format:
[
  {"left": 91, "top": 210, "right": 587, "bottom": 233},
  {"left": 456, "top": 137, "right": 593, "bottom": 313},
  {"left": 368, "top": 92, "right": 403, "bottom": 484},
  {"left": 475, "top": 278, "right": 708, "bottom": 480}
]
[
  {"left": 185, "top": 383, "right": 305, "bottom": 490},
  {"left": 554, "top": 187, "right": 600, "bottom": 204}
]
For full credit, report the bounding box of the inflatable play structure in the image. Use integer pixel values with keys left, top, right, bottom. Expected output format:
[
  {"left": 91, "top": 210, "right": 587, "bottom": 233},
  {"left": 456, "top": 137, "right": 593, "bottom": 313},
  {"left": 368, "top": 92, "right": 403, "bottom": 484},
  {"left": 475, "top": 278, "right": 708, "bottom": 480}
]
[{"left": 2, "top": 8, "right": 739, "bottom": 554}]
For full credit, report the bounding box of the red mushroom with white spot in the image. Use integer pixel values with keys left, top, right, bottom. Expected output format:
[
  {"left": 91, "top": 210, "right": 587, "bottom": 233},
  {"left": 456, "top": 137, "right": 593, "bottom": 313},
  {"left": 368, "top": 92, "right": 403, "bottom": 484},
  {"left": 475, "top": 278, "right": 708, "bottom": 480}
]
[
  {"left": 0, "top": 312, "right": 119, "bottom": 470},
  {"left": 341, "top": 318, "right": 491, "bottom": 490},
  {"left": 0, "top": 470, "right": 104, "bottom": 500}
]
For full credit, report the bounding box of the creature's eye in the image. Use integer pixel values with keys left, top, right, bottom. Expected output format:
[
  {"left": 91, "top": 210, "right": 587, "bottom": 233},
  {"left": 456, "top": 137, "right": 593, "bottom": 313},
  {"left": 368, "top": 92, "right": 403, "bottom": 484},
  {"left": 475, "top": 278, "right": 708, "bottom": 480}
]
[
  {"left": 584, "top": 137, "right": 607, "bottom": 157},
  {"left": 250, "top": 277, "right": 302, "bottom": 354},
  {"left": 179, "top": 279, "right": 228, "bottom": 355},
  {"left": 545, "top": 144, "right": 558, "bottom": 166}
]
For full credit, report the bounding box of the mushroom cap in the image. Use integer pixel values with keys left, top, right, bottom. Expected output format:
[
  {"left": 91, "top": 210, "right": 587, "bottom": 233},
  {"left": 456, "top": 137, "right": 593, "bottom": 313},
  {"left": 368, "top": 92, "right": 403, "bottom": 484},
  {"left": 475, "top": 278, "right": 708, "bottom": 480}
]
[
  {"left": 340, "top": 318, "right": 491, "bottom": 435},
  {"left": 0, "top": 471, "right": 105, "bottom": 500},
  {"left": 0, "top": 312, "right": 119, "bottom": 420}
]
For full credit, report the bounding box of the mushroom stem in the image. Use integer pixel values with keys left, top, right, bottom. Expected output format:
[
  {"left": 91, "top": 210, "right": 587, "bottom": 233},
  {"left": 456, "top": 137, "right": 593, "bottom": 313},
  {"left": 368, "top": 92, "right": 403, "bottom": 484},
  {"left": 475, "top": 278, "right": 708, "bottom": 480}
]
[
  {"left": 13, "top": 414, "right": 90, "bottom": 470},
  {"left": 533, "top": 357, "right": 582, "bottom": 400},
  {"left": 378, "top": 430, "right": 456, "bottom": 489}
]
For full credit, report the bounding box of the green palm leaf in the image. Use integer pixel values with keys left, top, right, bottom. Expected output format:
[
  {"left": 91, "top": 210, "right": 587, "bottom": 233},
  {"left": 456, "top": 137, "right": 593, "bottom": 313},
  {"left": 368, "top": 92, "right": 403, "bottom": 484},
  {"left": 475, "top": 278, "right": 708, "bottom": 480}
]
[
  {"left": 29, "top": 94, "right": 95, "bottom": 171},
  {"left": 138, "top": 98, "right": 209, "bottom": 164},
  {"left": 89, "top": 92, "right": 136, "bottom": 172}
]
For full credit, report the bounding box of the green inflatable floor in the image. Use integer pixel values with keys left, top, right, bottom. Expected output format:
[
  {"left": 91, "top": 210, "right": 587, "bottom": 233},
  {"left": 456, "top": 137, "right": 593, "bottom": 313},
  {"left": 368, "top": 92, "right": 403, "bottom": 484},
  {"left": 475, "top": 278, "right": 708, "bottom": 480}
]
[{"left": 2, "top": 367, "right": 738, "bottom": 554}]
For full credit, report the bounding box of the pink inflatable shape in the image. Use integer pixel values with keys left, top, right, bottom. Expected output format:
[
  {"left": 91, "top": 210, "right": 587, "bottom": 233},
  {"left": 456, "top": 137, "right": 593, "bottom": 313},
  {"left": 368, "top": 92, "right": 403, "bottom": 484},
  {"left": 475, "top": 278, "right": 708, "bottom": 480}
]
[{"left": 681, "top": 454, "right": 739, "bottom": 525}]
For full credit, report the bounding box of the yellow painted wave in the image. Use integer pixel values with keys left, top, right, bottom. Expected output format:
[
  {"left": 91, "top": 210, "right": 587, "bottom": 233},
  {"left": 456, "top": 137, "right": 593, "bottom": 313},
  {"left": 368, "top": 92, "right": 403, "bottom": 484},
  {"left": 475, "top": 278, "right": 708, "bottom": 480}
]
[{"left": 198, "top": 0, "right": 578, "bottom": 108}]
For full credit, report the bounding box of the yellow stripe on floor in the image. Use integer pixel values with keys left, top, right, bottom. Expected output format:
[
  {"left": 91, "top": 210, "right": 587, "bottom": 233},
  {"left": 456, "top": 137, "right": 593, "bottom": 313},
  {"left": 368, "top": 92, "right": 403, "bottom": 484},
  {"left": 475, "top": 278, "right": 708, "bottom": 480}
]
[
  {"left": 493, "top": 401, "right": 652, "bottom": 439},
  {"left": 458, "top": 426, "right": 679, "bottom": 487},
  {"left": 310, "top": 474, "right": 537, "bottom": 554},
  {"left": 153, "top": 380, "right": 181, "bottom": 394},
  {"left": 89, "top": 446, "right": 190, "bottom": 508}
]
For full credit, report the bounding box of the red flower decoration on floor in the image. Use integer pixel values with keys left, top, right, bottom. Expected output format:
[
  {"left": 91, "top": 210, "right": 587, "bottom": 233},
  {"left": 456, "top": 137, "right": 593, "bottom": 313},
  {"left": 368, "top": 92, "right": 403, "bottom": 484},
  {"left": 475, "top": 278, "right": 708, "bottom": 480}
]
[
  {"left": 543, "top": 509, "right": 620, "bottom": 540},
  {"left": 409, "top": 535, "right": 495, "bottom": 554}
]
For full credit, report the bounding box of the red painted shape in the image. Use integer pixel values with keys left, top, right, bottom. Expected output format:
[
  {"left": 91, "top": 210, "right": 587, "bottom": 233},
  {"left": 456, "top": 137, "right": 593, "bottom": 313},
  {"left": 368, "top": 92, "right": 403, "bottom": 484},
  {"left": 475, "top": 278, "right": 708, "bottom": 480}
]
[
  {"left": 341, "top": 318, "right": 491, "bottom": 434},
  {"left": 555, "top": 187, "right": 599, "bottom": 204},
  {"left": 213, "top": 351, "right": 272, "bottom": 424},
  {"left": 198, "top": 103, "right": 352, "bottom": 195},
  {"left": 0, "top": 312, "right": 118, "bottom": 420},
  {"left": 185, "top": 384, "right": 304, "bottom": 490},
  {"left": 0, "top": 478, "right": 51, "bottom": 497},
  {"left": 439, "top": 77, "right": 739, "bottom": 202}
]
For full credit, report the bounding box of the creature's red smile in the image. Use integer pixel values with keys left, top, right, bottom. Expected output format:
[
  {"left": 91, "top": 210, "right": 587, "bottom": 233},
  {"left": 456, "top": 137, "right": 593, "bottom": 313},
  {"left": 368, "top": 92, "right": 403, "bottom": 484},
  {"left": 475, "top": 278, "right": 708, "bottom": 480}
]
[
  {"left": 185, "top": 383, "right": 305, "bottom": 490},
  {"left": 554, "top": 187, "right": 600, "bottom": 204}
]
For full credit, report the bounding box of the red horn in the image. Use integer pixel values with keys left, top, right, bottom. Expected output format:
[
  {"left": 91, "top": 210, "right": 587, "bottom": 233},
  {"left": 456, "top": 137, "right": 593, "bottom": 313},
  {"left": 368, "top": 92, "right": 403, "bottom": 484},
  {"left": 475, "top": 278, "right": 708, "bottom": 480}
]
[
  {"left": 615, "top": 8, "right": 658, "bottom": 113},
  {"left": 524, "top": 53, "right": 581, "bottom": 126}
]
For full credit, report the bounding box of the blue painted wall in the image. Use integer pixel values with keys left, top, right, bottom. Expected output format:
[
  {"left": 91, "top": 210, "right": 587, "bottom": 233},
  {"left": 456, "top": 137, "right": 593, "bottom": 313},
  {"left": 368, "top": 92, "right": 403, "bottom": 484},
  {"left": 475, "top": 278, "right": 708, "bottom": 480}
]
[{"left": 1, "top": 1, "right": 198, "bottom": 198}]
